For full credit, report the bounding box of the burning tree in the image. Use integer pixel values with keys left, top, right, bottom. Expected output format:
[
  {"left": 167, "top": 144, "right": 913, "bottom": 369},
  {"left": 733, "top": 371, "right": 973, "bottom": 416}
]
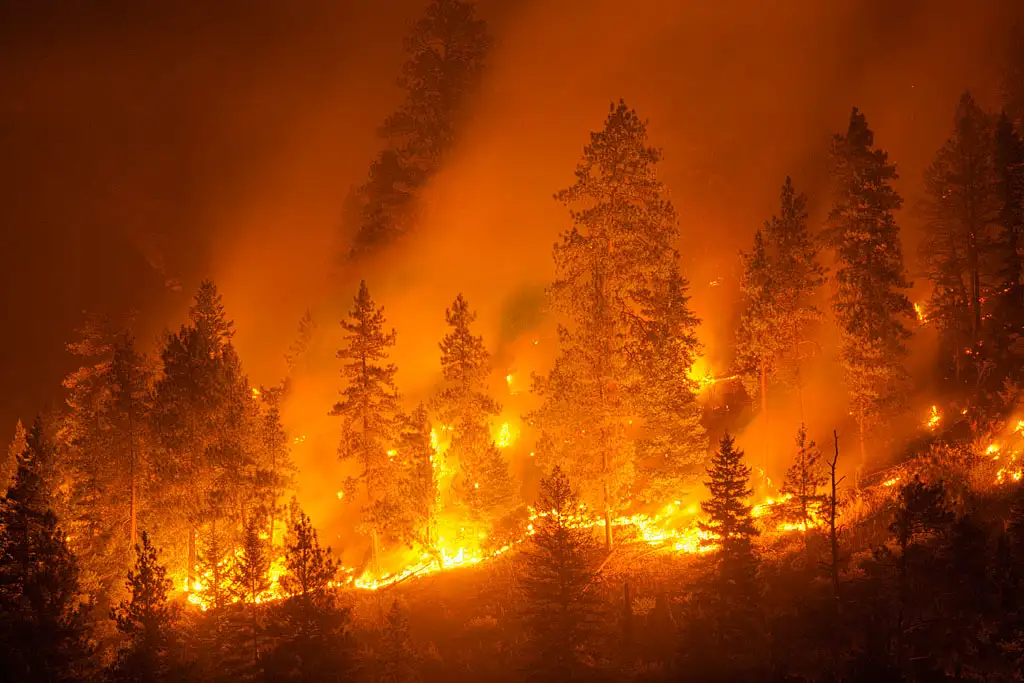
[
  {"left": 349, "top": 0, "right": 491, "bottom": 256},
  {"left": 154, "top": 280, "right": 252, "bottom": 592},
  {"left": 231, "top": 515, "right": 271, "bottom": 668},
  {"left": 2, "top": 419, "right": 26, "bottom": 494},
  {"left": 735, "top": 178, "right": 824, "bottom": 468},
  {"left": 109, "top": 532, "right": 180, "bottom": 682},
  {"left": 433, "top": 293, "right": 513, "bottom": 520},
  {"left": 824, "top": 108, "right": 913, "bottom": 481},
  {"left": 920, "top": 92, "right": 1000, "bottom": 383},
  {"left": 62, "top": 315, "right": 156, "bottom": 613},
  {"left": 533, "top": 100, "right": 704, "bottom": 550},
  {"left": 521, "top": 466, "right": 599, "bottom": 682},
  {"left": 401, "top": 404, "right": 439, "bottom": 548},
  {"left": 331, "top": 281, "right": 407, "bottom": 571},
  {"left": 778, "top": 424, "right": 828, "bottom": 538},
  {"left": 0, "top": 419, "right": 93, "bottom": 681}
]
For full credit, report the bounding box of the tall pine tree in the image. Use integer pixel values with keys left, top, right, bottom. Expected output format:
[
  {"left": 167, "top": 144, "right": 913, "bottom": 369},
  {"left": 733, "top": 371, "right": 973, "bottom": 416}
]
[
  {"left": 154, "top": 280, "right": 249, "bottom": 591},
  {"left": 735, "top": 178, "right": 824, "bottom": 469},
  {"left": 331, "top": 281, "right": 406, "bottom": 571},
  {"left": 824, "top": 108, "right": 913, "bottom": 480},
  {"left": 432, "top": 294, "right": 512, "bottom": 520},
  {"left": 63, "top": 317, "right": 156, "bottom": 616},
  {"left": 532, "top": 100, "right": 704, "bottom": 549},
  {"left": 350, "top": 0, "right": 491, "bottom": 256},
  {"left": 920, "top": 92, "right": 999, "bottom": 382}
]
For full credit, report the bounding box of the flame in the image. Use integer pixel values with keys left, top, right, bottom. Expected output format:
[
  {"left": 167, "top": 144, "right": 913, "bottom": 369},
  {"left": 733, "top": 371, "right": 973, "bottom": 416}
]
[
  {"left": 251, "top": 387, "right": 261, "bottom": 399},
  {"left": 495, "top": 422, "right": 515, "bottom": 448},
  {"left": 913, "top": 302, "right": 927, "bottom": 323},
  {"left": 926, "top": 405, "right": 941, "bottom": 431}
]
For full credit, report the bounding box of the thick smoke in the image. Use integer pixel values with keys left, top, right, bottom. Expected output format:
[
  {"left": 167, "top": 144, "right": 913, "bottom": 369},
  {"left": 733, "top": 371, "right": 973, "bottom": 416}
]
[{"left": 2, "top": 0, "right": 1021, "bottom": 541}]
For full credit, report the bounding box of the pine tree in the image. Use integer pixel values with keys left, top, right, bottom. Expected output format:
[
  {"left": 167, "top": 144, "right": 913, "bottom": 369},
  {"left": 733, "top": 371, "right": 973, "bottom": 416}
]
[
  {"left": 991, "top": 112, "right": 1024, "bottom": 368},
  {"left": 266, "top": 508, "right": 352, "bottom": 683},
  {"left": 432, "top": 294, "right": 512, "bottom": 519},
  {"left": 2, "top": 419, "right": 26, "bottom": 493},
  {"left": 400, "top": 404, "right": 439, "bottom": 549},
  {"left": 331, "top": 281, "right": 406, "bottom": 571},
  {"left": 521, "top": 466, "right": 599, "bottom": 682},
  {"left": 252, "top": 388, "right": 295, "bottom": 548},
  {"left": 284, "top": 309, "right": 317, "bottom": 377},
  {"left": 735, "top": 178, "right": 824, "bottom": 468},
  {"left": 378, "top": 600, "right": 418, "bottom": 683},
  {"left": 699, "top": 433, "right": 759, "bottom": 566},
  {"left": 0, "top": 418, "right": 93, "bottom": 681},
  {"left": 779, "top": 425, "right": 828, "bottom": 536},
  {"left": 824, "top": 108, "right": 914, "bottom": 479},
  {"left": 632, "top": 263, "right": 707, "bottom": 503},
  {"left": 695, "top": 433, "right": 762, "bottom": 669},
  {"left": 109, "top": 532, "right": 179, "bottom": 682},
  {"left": 154, "top": 280, "right": 248, "bottom": 592},
  {"left": 63, "top": 317, "right": 156, "bottom": 617},
  {"left": 196, "top": 517, "right": 231, "bottom": 618},
  {"left": 920, "top": 92, "right": 1000, "bottom": 381},
  {"left": 350, "top": 0, "right": 491, "bottom": 256},
  {"left": 231, "top": 515, "right": 271, "bottom": 669},
  {"left": 532, "top": 100, "right": 702, "bottom": 549}
]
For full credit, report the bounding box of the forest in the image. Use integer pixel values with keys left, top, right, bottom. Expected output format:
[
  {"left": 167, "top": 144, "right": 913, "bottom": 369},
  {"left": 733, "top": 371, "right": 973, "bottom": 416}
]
[{"left": 4, "top": 0, "right": 1024, "bottom": 681}]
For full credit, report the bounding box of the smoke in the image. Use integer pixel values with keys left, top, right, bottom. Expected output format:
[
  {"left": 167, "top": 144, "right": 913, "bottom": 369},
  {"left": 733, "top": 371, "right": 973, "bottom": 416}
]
[{"left": 3, "top": 0, "right": 1021, "bottom": 537}]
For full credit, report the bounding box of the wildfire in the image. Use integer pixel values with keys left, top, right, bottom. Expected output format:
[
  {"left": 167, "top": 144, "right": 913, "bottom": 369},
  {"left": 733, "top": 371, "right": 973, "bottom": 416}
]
[
  {"left": 913, "top": 302, "right": 928, "bottom": 323},
  {"left": 495, "top": 422, "right": 515, "bottom": 448}
]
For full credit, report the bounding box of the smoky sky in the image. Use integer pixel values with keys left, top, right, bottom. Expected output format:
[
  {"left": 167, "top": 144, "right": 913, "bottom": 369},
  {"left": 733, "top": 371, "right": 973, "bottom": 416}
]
[{"left": 0, "top": 0, "right": 1020, "bottom": 443}]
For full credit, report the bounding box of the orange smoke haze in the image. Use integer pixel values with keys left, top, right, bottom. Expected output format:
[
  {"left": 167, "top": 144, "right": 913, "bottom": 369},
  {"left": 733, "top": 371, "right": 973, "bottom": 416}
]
[{"left": 2, "top": 1, "right": 1020, "bottom": 548}]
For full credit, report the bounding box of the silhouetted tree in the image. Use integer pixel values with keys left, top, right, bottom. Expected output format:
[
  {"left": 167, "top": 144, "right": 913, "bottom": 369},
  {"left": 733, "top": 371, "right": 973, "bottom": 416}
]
[
  {"left": 521, "top": 466, "right": 599, "bottom": 682},
  {"left": 921, "top": 92, "right": 999, "bottom": 382},
  {"left": 109, "top": 532, "right": 180, "bottom": 682},
  {"left": 378, "top": 601, "right": 418, "bottom": 683},
  {"left": 0, "top": 419, "right": 93, "bottom": 682},
  {"left": 350, "top": 0, "right": 490, "bottom": 255},
  {"left": 265, "top": 507, "right": 352, "bottom": 683},
  {"left": 824, "top": 108, "right": 913, "bottom": 481}
]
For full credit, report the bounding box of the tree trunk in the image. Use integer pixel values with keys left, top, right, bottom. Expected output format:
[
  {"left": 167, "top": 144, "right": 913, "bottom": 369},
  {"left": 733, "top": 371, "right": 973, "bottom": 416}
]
[
  {"left": 857, "top": 418, "right": 866, "bottom": 490},
  {"left": 602, "top": 464, "right": 613, "bottom": 552},
  {"left": 187, "top": 527, "right": 197, "bottom": 593},
  {"left": 760, "top": 360, "right": 769, "bottom": 479},
  {"left": 622, "top": 582, "right": 634, "bottom": 649},
  {"left": 829, "top": 430, "right": 842, "bottom": 603}
]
